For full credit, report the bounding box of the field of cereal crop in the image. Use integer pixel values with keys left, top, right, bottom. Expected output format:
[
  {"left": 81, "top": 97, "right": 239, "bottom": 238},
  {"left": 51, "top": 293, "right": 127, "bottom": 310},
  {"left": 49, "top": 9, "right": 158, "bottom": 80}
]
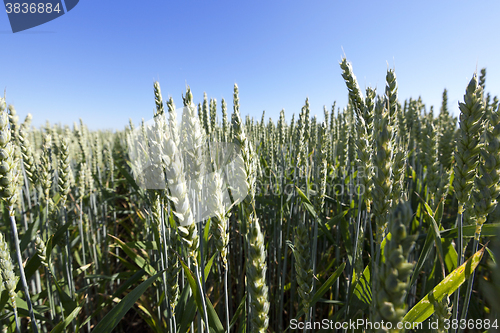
[{"left": 0, "top": 59, "right": 499, "bottom": 333}]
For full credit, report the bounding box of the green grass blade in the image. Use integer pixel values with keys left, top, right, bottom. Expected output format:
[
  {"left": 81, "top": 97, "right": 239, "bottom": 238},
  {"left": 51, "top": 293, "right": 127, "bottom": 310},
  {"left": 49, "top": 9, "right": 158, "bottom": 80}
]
[
  {"left": 409, "top": 230, "right": 434, "bottom": 288},
  {"left": 311, "top": 262, "right": 346, "bottom": 306},
  {"left": 206, "top": 295, "right": 224, "bottom": 333},
  {"left": 351, "top": 262, "right": 371, "bottom": 305},
  {"left": 295, "top": 186, "right": 317, "bottom": 218},
  {"left": 50, "top": 306, "right": 82, "bottom": 333},
  {"left": 229, "top": 292, "right": 246, "bottom": 330},
  {"left": 440, "top": 223, "right": 500, "bottom": 239},
  {"left": 403, "top": 247, "right": 485, "bottom": 324},
  {"left": 109, "top": 235, "right": 156, "bottom": 276},
  {"left": 90, "top": 270, "right": 164, "bottom": 333}
]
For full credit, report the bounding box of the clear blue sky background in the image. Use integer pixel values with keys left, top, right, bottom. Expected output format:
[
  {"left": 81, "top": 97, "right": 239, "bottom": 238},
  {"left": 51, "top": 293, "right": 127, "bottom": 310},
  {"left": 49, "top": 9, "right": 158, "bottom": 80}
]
[{"left": 1, "top": 0, "right": 499, "bottom": 131}]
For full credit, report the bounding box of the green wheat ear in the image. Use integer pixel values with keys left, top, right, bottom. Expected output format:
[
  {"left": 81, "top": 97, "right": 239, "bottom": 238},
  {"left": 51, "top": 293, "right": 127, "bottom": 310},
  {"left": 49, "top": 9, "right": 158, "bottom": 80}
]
[
  {"left": 34, "top": 234, "right": 49, "bottom": 269},
  {"left": 340, "top": 57, "right": 365, "bottom": 114},
  {"left": 293, "top": 218, "right": 313, "bottom": 319},
  {"left": 472, "top": 104, "right": 500, "bottom": 238},
  {"left": 166, "top": 223, "right": 180, "bottom": 313},
  {"left": 208, "top": 169, "right": 230, "bottom": 267},
  {"left": 0, "top": 98, "right": 38, "bottom": 332},
  {"left": 0, "top": 232, "right": 17, "bottom": 308},
  {"left": 372, "top": 96, "right": 394, "bottom": 243},
  {"left": 438, "top": 88, "right": 456, "bottom": 170},
  {"left": 375, "top": 201, "right": 417, "bottom": 332},
  {"left": 58, "top": 136, "right": 71, "bottom": 207},
  {"left": 153, "top": 81, "right": 164, "bottom": 117},
  {"left": 247, "top": 217, "right": 270, "bottom": 333},
  {"left": 431, "top": 293, "right": 452, "bottom": 333},
  {"left": 454, "top": 73, "right": 485, "bottom": 215}
]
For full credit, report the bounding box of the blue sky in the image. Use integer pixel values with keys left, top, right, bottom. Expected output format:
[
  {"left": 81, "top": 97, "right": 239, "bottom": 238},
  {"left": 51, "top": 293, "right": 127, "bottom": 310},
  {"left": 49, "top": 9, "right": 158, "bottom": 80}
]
[{"left": 1, "top": 0, "right": 499, "bottom": 130}]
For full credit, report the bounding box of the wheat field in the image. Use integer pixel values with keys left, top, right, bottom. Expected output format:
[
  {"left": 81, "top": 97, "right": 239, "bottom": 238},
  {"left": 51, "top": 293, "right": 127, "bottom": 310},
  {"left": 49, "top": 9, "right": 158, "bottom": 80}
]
[{"left": 0, "top": 58, "right": 499, "bottom": 333}]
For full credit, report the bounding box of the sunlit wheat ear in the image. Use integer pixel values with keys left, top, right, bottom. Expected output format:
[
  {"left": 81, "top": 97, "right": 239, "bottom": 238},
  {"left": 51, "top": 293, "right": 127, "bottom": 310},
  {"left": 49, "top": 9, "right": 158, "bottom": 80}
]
[
  {"left": 316, "top": 122, "right": 328, "bottom": 211},
  {"left": 221, "top": 98, "right": 228, "bottom": 142},
  {"left": 340, "top": 57, "right": 365, "bottom": 114},
  {"left": 391, "top": 141, "right": 407, "bottom": 202},
  {"left": 247, "top": 218, "right": 270, "bottom": 333},
  {"left": 7, "top": 106, "right": 23, "bottom": 197},
  {"left": 163, "top": 114, "right": 198, "bottom": 263},
  {"left": 149, "top": 190, "right": 162, "bottom": 237},
  {"left": 384, "top": 68, "right": 407, "bottom": 202},
  {"left": 362, "top": 88, "right": 376, "bottom": 205},
  {"left": 167, "top": 97, "right": 180, "bottom": 147},
  {"left": 0, "top": 122, "right": 21, "bottom": 216},
  {"left": 38, "top": 134, "right": 53, "bottom": 209},
  {"left": 76, "top": 120, "right": 88, "bottom": 163},
  {"left": 294, "top": 99, "right": 308, "bottom": 172},
  {"left": 85, "top": 159, "right": 94, "bottom": 195},
  {"left": 202, "top": 92, "right": 210, "bottom": 135},
  {"left": 230, "top": 84, "right": 269, "bottom": 331},
  {"left": 207, "top": 169, "right": 229, "bottom": 267},
  {"left": 180, "top": 87, "right": 206, "bottom": 196},
  {"left": 454, "top": 74, "right": 485, "bottom": 215},
  {"left": 34, "top": 234, "right": 49, "bottom": 270},
  {"left": 277, "top": 109, "right": 286, "bottom": 148},
  {"left": 385, "top": 68, "right": 398, "bottom": 126},
  {"left": 0, "top": 231, "right": 23, "bottom": 332},
  {"left": 372, "top": 96, "right": 393, "bottom": 243},
  {"left": 231, "top": 83, "right": 256, "bottom": 221},
  {"left": 341, "top": 59, "right": 375, "bottom": 209},
  {"left": 396, "top": 99, "right": 407, "bottom": 145},
  {"left": 7, "top": 105, "right": 19, "bottom": 143},
  {"left": 423, "top": 111, "right": 445, "bottom": 208},
  {"left": 0, "top": 144, "right": 18, "bottom": 207},
  {"left": 0, "top": 160, "right": 21, "bottom": 329},
  {"left": 91, "top": 134, "right": 102, "bottom": 178},
  {"left": 288, "top": 113, "right": 295, "bottom": 146},
  {"left": 50, "top": 126, "right": 61, "bottom": 156},
  {"left": 0, "top": 232, "right": 18, "bottom": 310},
  {"left": 104, "top": 140, "right": 114, "bottom": 182},
  {"left": 210, "top": 98, "right": 217, "bottom": 138},
  {"left": 153, "top": 81, "right": 164, "bottom": 117},
  {"left": 0, "top": 98, "right": 38, "bottom": 333},
  {"left": 58, "top": 136, "right": 71, "bottom": 207},
  {"left": 267, "top": 117, "right": 277, "bottom": 166},
  {"left": 18, "top": 114, "right": 34, "bottom": 186}
]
